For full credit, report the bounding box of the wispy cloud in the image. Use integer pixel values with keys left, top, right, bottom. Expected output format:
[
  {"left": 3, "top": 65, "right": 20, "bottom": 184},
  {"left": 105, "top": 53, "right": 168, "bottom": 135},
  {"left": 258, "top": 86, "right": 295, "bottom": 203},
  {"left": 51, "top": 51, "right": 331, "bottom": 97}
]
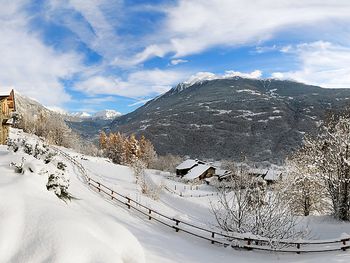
[
  {"left": 74, "top": 69, "right": 189, "bottom": 98},
  {"left": 0, "top": 0, "right": 83, "bottom": 106},
  {"left": 272, "top": 41, "right": 350, "bottom": 88},
  {"left": 129, "top": 0, "right": 350, "bottom": 64}
]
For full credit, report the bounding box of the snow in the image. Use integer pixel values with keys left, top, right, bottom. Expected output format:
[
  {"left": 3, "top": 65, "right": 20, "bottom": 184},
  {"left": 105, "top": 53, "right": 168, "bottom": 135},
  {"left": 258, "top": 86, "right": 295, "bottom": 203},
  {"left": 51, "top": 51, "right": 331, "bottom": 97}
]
[
  {"left": 184, "top": 164, "right": 212, "bottom": 180},
  {"left": 93, "top": 109, "right": 122, "bottom": 119},
  {"left": 71, "top": 111, "right": 91, "bottom": 118},
  {"left": 176, "top": 159, "right": 198, "bottom": 170},
  {"left": 236, "top": 89, "right": 261, "bottom": 96},
  {"left": 2, "top": 129, "right": 350, "bottom": 263},
  {"left": 0, "top": 130, "right": 144, "bottom": 263}
]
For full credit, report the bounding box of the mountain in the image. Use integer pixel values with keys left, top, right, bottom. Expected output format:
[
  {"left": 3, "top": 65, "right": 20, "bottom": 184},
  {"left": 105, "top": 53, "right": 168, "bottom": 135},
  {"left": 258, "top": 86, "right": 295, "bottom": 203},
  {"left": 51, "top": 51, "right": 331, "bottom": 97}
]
[
  {"left": 108, "top": 77, "right": 350, "bottom": 164},
  {"left": 92, "top": 110, "right": 122, "bottom": 120},
  {"left": 14, "top": 93, "right": 116, "bottom": 142},
  {"left": 71, "top": 112, "right": 92, "bottom": 119}
]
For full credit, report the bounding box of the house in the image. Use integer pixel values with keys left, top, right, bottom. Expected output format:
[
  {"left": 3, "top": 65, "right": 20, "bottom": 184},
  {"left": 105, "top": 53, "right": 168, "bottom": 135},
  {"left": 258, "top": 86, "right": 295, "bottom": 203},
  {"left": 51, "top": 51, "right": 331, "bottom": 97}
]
[
  {"left": 183, "top": 164, "right": 215, "bottom": 182},
  {"left": 248, "top": 167, "right": 282, "bottom": 184},
  {"left": 176, "top": 159, "right": 205, "bottom": 176},
  {"left": 176, "top": 159, "right": 215, "bottom": 181},
  {"left": 0, "top": 90, "right": 16, "bottom": 144},
  {"left": 215, "top": 169, "right": 233, "bottom": 181}
]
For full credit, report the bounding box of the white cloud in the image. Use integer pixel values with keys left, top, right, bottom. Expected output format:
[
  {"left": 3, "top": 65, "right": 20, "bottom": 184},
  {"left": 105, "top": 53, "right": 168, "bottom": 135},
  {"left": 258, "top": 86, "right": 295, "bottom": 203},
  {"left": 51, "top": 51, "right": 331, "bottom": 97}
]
[
  {"left": 128, "top": 98, "right": 152, "bottom": 107},
  {"left": 272, "top": 41, "right": 350, "bottom": 88},
  {"left": 74, "top": 69, "right": 189, "bottom": 98},
  {"left": 170, "top": 59, "right": 188, "bottom": 65},
  {"left": 131, "top": 0, "right": 350, "bottom": 62},
  {"left": 0, "top": 0, "right": 83, "bottom": 106}
]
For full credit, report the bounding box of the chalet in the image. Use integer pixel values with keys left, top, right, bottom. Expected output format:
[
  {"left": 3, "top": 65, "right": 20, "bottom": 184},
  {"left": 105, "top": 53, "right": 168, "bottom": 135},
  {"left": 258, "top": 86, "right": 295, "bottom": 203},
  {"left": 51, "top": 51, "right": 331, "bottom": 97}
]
[
  {"left": 248, "top": 167, "right": 282, "bottom": 184},
  {"left": 176, "top": 159, "right": 215, "bottom": 181},
  {"left": 215, "top": 169, "right": 233, "bottom": 181},
  {"left": 183, "top": 164, "right": 215, "bottom": 182},
  {"left": 0, "top": 90, "right": 16, "bottom": 144},
  {"left": 176, "top": 159, "right": 205, "bottom": 176}
]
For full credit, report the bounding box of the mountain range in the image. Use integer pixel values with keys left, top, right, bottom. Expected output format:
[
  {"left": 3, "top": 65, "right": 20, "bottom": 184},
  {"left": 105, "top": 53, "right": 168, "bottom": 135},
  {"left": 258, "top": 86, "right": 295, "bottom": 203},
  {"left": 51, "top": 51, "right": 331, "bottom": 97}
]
[
  {"left": 15, "top": 77, "right": 350, "bottom": 164},
  {"left": 107, "top": 77, "right": 350, "bottom": 164}
]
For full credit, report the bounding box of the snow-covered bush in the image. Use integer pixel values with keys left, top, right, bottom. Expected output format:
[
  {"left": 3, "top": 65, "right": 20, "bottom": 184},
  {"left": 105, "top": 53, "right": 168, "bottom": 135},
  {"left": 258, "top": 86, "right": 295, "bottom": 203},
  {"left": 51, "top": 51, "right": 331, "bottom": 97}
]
[
  {"left": 7, "top": 133, "right": 73, "bottom": 202},
  {"left": 10, "top": 157, "right": 25, "bottom": 174},
  {"left": 46, "top": 171, "right": 72, "bottom": 202}
]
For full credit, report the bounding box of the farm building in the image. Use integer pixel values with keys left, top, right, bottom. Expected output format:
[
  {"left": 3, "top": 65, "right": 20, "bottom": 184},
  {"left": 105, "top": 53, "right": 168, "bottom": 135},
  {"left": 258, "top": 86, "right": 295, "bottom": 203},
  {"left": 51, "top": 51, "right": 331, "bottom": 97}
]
[{"left": 0, "top": 90, "right": 16, "bottom": 144}]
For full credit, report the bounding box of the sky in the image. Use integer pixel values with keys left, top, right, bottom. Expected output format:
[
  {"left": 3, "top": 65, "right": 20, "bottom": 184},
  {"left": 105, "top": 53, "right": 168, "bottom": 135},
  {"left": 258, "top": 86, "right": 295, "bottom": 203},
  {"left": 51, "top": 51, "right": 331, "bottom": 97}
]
[{"left": 0, "top": 0, "right": 350, "bottom": 114}]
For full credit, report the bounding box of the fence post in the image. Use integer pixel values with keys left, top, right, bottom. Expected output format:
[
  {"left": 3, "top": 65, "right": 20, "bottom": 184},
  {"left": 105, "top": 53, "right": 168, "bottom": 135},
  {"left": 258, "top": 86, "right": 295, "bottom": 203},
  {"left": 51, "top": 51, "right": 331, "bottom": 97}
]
[
  {"left": 127, "top": 197, "right": 131, "bottom": 209},
  {"left": 211, "top": 232, "right": 215, "bottom": 244},
  {"left": 98, "top": 182, "right": 101, "bottom": 192},
  {"left": 341, "top": 239, "right": 348, "bottom": 251},
  {"left": 149, "top": 209, "right": 152, "bottom": 220},
  {"left": 296, "top": 243, "right": 300, "bottom": 254},
  {"left": 175, "top": 185, "right": 176, "bottom": 191},
  {"left": 175, "top": 220, "right": 180, "bottom": 232}
]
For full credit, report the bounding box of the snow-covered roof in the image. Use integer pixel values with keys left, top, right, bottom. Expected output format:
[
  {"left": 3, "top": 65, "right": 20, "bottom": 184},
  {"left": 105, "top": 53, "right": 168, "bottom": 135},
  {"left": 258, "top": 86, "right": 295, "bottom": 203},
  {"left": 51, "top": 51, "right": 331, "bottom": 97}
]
[
  {"left": 249, "top": 168, "right": 268, "bottom": 175},
  {"left": 215, "top": 169, "right": 232, "bottom": 179},
  {"left": 264, "top": 170, "right": 282, "bottom": 181},
  {"left": 184, "top": 164, "right": 213, "bottom": 180},
  {"left": 176, "top": 159, "right": 198, "bottom": 170}
]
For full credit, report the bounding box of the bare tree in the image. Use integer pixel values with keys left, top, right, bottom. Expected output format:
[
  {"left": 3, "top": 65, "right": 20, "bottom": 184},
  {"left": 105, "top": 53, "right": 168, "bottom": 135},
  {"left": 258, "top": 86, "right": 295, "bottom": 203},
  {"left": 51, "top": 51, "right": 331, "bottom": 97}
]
[{"left": 211, "top": 169, "right": 303, "bottom": 244}]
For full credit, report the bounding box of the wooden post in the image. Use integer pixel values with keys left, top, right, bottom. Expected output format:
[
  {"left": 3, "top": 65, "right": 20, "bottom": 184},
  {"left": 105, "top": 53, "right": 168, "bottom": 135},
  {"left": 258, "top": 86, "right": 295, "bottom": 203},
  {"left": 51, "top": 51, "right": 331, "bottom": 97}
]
[
  {"left": 211, "top": 232, "right": 215, "bottom": 244},
  {"left": 127, "top": 198, "right": 131, "bottom": 209},
  {"left": 175, "top": 220, "right": 180, "bottom": 232},
  {"left": 341, "top": 239, "right": 348, "bottom": 251},
  {"left": 175, "top": 185, "right": 176, "bottom": 191},
  {"left": 149, "top": 209, "right": 152, "bottom": 220},
  {"left": 98, "top": 183, "right": 101, "bottom": 192},
  {"left": 296, "top": 243, "right": 300, "bottom": 254}
]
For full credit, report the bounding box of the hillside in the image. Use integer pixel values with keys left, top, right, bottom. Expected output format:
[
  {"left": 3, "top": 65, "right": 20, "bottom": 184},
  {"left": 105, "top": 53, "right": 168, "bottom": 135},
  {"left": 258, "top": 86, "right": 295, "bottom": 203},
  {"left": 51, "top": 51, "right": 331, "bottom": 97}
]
[
  {"left": 109, "top": 77, "right": 350, "bottom": 163},
  {"left": 2, "top": 129, "right": 350, "bottom": 262}
]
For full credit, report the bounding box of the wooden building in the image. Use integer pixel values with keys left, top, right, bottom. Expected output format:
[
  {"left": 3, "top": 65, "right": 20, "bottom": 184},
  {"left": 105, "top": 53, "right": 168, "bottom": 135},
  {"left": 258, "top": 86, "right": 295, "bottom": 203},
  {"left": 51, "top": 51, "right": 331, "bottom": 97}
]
[
  {"left": 176, "top": 159, "right": 216, "bottom": 182},
  {"left": 0, "top": 90, "right": 16, "bottom": 144}
]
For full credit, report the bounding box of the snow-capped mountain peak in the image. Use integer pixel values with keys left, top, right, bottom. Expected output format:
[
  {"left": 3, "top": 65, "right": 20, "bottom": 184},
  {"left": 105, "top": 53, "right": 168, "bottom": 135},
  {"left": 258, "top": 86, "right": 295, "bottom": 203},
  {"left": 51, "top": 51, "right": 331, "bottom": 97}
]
[
  {"left": 93, "top": 110, "right": 122, "bottom": 120},
  {"left": 71, "top": 112, "right": 92, "bottom": 118}
]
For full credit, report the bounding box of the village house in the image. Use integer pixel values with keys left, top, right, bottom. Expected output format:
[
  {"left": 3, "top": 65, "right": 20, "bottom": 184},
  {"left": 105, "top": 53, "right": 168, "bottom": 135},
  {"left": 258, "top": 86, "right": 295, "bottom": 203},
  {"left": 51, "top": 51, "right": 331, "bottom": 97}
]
[
  {"left": 176, "top": 159, "right": 216, "bottom": 181},
  {"left": 0, "top": 90, "right": 16, "bottom": 144}
]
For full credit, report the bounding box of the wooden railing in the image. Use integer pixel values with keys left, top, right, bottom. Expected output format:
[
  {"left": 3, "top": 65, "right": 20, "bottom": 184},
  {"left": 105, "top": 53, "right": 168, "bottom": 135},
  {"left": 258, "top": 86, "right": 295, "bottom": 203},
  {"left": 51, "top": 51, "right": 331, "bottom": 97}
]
[{"left": 52, "top": 146, "right": 350, "bottom": 254}]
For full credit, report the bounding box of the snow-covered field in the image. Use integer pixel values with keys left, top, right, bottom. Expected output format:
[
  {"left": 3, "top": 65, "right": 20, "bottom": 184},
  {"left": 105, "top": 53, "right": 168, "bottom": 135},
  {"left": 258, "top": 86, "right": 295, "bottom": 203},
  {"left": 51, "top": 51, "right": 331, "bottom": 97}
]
[{"left": 1, "top": 129, "right": 350, "bottom": 262}]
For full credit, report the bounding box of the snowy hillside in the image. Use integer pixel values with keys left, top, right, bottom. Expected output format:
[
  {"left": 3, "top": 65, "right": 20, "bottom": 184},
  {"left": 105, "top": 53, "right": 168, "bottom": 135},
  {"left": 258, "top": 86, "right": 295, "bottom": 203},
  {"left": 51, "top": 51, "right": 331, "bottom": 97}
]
[{"left": 1, "top": 129, "right": 350, "bottom": 262}]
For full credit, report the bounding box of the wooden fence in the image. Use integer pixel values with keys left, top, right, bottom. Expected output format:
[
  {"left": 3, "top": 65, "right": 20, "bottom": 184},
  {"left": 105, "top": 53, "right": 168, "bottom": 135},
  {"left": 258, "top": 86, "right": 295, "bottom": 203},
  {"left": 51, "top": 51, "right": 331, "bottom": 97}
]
[{"left": 52, "top": 146, "right": 350, "bottom": 254}]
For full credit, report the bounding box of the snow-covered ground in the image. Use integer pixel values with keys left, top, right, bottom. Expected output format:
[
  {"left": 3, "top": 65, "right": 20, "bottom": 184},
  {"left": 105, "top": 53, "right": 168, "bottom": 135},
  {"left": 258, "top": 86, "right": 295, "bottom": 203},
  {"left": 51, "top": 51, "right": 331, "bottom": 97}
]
[{"left": 1, "top": 129, "right": 350, "bottom": 262}]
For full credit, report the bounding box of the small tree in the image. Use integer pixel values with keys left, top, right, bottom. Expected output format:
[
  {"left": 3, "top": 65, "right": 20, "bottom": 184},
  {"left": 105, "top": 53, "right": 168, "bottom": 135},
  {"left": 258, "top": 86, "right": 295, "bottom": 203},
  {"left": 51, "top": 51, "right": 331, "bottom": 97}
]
[{"left": 211, "top": 169, "right": 303, "bottom": 244}]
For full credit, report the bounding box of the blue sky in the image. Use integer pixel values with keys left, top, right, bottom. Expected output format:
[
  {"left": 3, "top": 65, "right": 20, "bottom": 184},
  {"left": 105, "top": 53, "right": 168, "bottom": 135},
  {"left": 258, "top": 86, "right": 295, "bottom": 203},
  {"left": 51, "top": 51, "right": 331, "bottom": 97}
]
[{"left": 1, "top": 0, "right": 350, "bottom": 114}]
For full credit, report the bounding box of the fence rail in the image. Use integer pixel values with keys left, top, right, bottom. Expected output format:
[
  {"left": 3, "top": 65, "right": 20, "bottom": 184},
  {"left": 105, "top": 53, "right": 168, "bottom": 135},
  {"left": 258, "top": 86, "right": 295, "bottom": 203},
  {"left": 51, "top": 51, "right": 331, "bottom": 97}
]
[{"left": 52, "top": 146, "right": 350, "bottom": 254}]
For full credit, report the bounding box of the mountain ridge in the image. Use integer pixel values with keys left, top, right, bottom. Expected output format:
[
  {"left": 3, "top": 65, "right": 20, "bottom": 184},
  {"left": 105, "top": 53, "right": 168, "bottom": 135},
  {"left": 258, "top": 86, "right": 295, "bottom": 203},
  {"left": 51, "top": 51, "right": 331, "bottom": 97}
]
[{"left": 108, "top": 77, "right": 350, "bottom": 164}]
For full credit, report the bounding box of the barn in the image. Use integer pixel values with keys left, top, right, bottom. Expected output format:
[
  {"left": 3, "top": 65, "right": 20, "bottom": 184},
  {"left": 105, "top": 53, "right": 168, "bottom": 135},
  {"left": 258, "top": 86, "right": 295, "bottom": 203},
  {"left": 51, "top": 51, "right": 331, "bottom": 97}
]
[{"left": 0, "top": 90, "right": 16, "bottom": 144}]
